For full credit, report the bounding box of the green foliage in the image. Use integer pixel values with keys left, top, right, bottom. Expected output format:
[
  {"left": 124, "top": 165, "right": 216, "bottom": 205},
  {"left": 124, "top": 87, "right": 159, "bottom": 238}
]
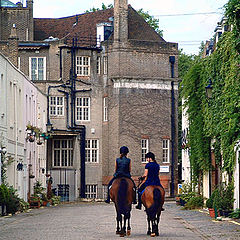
[
  {"left": 6, "top": 186, "right": 20, "bottom": 214},
  {"left": 181, "top": 16, "right": 240, "bottom": 180},
  {"left": 184, "top": 195, "right": 204, "bottom": 209},
  {"left": 229, "top": 208, "right": 240, "bottom": 219},
  {"left": 19, "top": 199, "right": 29, "bottom": 212},
  {"left": 137, "top": 9, "right": 163, "bottom": 37},
  {"left": 33, "top": 181, "right": 45, "bottom": 196},
  {"left": 51, "top": 196, "right": 61, "bottom": 205},
  {"left": 85, "top": 3, "right": 113, "bottom": 13},
  {"left": 0, "top": 184, "right": 10, "bottom": 205}
]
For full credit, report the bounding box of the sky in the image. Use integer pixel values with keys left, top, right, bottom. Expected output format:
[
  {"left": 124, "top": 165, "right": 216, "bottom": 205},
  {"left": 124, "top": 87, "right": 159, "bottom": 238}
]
[{"left": 15, "top": 0, "right": 229, "bottom": 55}]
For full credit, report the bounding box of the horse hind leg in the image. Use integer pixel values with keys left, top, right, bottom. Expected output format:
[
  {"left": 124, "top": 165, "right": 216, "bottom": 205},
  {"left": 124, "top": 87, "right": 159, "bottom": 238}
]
[
  {"left": 151, "top": 218, "right": 157, "bottom": 237},
  {"left": 155, "top": 212, "right": 161, "bottom": 236},
  {"left": 116, "top": 213, "right": 122, "bottom": 235},
  {"left": 120, "top": 214, "right": 127, "bottom": 237},
  {"left": 147, "top": 215, "right": 151, "bottom": 235},
  {"left": 126, "top": 212, "right": 131, "bottom": 236}
]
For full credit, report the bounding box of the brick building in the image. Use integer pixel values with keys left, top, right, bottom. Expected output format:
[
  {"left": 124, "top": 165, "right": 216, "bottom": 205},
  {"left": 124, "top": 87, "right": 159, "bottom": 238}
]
[{"left": 0, "top": 0, "right": 179, "bottom": 200}]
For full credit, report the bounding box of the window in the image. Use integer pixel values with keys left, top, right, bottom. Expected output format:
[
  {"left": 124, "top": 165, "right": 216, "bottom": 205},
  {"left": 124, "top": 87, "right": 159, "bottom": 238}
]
[
  {"left": 103, "top": 56, "right": 108, "bottom": 75},
  {"left": 163, "top": 139, "right": 170, "bottom": 163},
  {"left": 76, "top": 56, "right": 90, "bottom": 76},
  {"left": 50, "top": 96, "right": 64, "bottom": 116},
  {"left": 85, "top": 139, "right": 99, "bottom": 163},
  {"left": 53, "top": 139, "right": 73, "bottom": 167},
  {"left": 97, "top": 57, "right": 101, "bottom": 75},
  {"left": 103, "top": 97, "right": 108, "bottom": 122},
  {"left": 29, "top": 57, "right": 46, "bottom": 80},
  {"left": 76, "top": 97, "right": 90, "bottom": 121},
  {"left": 85, "top": 184, "right": 97, "bottom": 199},
  {"left": 141, "top": 139, "right": 149, "bottom": 163}
]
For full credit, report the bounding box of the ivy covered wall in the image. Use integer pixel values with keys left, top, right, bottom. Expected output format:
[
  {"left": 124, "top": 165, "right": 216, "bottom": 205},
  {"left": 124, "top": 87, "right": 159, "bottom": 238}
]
[{"left": 181, "top": 0, "right": 240, "bottom": 183}]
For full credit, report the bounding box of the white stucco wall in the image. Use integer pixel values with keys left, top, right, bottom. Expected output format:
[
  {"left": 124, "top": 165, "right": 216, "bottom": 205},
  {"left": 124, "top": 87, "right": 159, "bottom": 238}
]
[{"left": 0, "top": 53, "right": 47, "bottom": 201}]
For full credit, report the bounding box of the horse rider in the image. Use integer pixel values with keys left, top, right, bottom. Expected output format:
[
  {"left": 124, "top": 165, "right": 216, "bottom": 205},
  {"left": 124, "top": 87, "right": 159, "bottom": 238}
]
[
  {"left": 136, "top": 152, "right": 164, "bottom": 210},
  {"left": 105, "top": 146, "right": 137, "bottom": 204}
]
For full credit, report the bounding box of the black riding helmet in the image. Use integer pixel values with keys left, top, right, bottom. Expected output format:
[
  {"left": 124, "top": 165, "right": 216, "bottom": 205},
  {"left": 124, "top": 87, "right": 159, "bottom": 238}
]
[
  {"left": 145, "top": 152, "right": 155, "bottom": 160},
  {"left": 120, "top": 146, "right": 129, "bottom": 155}
]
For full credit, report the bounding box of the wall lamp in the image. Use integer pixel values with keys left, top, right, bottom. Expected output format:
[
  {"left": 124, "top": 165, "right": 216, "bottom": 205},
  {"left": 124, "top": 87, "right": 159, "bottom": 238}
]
[{"left": 205, "top": 79, "right": 213, "bottom": 99}]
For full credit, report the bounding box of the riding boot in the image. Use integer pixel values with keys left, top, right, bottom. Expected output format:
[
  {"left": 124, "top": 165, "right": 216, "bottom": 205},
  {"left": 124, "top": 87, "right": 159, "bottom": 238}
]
[
  {"left": 132, "top": 187, "right": 137, "bottom": 204},
  {"left": 105, "top": 189, "right": 110, "bottom": 203},
  {"left": 135, "top": 193, "right": 142, "bottom": 210}
]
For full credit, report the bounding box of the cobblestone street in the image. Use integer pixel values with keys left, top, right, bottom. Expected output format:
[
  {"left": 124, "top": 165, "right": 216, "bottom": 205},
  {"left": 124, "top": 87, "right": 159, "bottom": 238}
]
[{"left": 1, "top": 201, "right": 240, "bottom": 240}]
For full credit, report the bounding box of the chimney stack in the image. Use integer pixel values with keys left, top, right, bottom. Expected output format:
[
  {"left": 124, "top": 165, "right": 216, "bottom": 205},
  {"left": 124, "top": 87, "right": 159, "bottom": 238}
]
[{"left": 114, "top": 0, "right": 128, "bottom": 43}]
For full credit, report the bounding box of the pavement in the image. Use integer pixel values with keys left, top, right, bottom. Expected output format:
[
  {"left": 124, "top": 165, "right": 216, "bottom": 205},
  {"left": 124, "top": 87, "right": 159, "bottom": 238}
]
[{"left": 0, "top": 201, "right": 240, "bottom": 239}]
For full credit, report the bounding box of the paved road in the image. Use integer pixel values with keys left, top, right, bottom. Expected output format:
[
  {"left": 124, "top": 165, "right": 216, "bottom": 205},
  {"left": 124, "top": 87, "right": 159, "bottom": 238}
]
[{"left": 0, "top": 201, "right": 240, "bottom": 240}]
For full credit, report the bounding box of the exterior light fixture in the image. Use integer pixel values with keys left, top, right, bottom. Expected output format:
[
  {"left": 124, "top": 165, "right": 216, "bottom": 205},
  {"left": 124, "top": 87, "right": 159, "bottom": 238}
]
[
  {"left": 205, "top": 79, "right": 213, "bottom": 99},
  {"left": 46, "top": 121, "right": 53, "bottom": 133}
]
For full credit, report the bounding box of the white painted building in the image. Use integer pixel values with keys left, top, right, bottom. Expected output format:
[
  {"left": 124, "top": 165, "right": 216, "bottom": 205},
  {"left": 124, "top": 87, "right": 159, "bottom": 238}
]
[{"left": 0, "top": 53, "right": 47, "bottom": 201}]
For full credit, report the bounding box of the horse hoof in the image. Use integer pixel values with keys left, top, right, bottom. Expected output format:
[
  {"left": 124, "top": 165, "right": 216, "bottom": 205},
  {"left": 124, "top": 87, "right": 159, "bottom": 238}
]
[
  {"left": 120, "top": 233, "right": 125, "bottom": 237},
  {"left": 156, "top": 231, "right": 159, "bottom": 236},
  {"left": 127, "top": 230, "right": 131, "bottom": 236},
  {"left": 116, "top": 231, "right": 121, "bottom": 235},
  {"left": 147, "top": 231, "right": 151, "bottom": 235},
  {"left": 151, "top": 233, "right": 156, "bottom": 237}
]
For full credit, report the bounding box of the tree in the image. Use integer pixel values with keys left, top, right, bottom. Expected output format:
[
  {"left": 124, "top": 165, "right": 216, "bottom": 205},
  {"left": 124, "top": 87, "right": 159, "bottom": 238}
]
[{"left": 85, "top": 3, "right": 163, "bottom": 37}]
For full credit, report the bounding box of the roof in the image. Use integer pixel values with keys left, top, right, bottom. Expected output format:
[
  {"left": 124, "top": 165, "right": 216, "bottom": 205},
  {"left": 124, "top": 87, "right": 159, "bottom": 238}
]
[
  {"left": 34, "top": 6, "right": 165, "bottom": 44},
  {"left": 0, "top": 0, "right": 17, "bottom": 7}
]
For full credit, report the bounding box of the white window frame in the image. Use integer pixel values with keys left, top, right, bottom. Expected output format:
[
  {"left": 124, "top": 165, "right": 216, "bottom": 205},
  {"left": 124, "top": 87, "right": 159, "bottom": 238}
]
[
  {"left": 141, "top": 139, "right": 149, "bottom": 163},
  {"left": 97, "top": 56, "right": 101, "bottom": 75},
  {"left": 85, "top": 184, "right": 97, "bottom": 199},
  {"left": 49, "top": 96, "right": 64, "bottom": 116},
  {"left": 76, "top": 97, "right": 90, "bottom": 121},
  {"left": 103, "top": 56, "right": 108, "bottom": 75},
  {"left": 163, "top": 139, "right": 170, "bottom": 163},
  {"left": 85, "top": 139, "right": 99, "bottom": 163},
  {"left": 29, "top": 57, "right": 46, "bottom": 80},
  {"left": 103, "top": 97, "right": 108, "bottom": 122},
  {"left": 76, "top": 56, "right": 90, "bottom": 76},
  {"left": 52, "top": 139, "right": 73, "bottom": 167}
]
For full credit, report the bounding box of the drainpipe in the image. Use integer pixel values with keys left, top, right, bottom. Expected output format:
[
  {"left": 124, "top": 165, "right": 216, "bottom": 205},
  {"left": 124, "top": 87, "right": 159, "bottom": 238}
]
[
  {"left": 80, "top": 126, "right": 86, "bottom": 198},
  {"left": 169, "top": 56, "right": 176, "bottom": 197}
]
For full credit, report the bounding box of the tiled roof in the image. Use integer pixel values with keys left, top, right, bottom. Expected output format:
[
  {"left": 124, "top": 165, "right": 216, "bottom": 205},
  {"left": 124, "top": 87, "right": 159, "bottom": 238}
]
[{"left": 34, "top": 6, "right": 165, "bottom": 43}]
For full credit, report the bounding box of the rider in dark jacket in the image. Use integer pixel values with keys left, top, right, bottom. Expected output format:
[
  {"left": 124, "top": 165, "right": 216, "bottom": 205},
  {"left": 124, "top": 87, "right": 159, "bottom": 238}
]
[
  {"left": 105, "top": 146, "right": 136, "bottom": 204},
  {"left": 136, "top": 152, "right": 163, "bottom": 210}
]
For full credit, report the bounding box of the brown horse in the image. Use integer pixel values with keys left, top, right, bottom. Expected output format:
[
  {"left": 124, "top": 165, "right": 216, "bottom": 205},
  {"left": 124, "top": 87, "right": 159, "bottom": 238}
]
[
  {"left": 141, "top": 185, "right": 165, "bottom": 237},
  {"left": 110, "top": 177, "right": 134, "bottom": 237}
]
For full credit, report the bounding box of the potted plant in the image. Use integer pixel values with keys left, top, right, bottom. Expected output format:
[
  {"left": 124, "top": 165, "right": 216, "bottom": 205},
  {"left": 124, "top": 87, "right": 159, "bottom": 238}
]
[{"left": 221, "top": 183, "right": 234, "bottom": 217}]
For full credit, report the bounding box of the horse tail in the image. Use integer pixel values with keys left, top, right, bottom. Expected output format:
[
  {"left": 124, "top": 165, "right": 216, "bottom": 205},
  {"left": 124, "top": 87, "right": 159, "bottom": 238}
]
[
  {"left": 147, "top": 188, "right": 161, "bottom": 220},
  {"left": 117, "top": 178, "right": 128, "bottom": 214}
]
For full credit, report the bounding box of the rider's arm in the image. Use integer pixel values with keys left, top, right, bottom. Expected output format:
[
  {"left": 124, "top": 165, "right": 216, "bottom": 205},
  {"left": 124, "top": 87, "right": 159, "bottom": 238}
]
[{"left": 141, "top": 169, "right": 148, "bottom": 183}]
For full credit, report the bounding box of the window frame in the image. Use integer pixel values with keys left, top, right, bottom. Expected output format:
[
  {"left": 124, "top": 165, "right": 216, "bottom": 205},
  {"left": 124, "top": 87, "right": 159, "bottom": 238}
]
[
  {"left": 52, "top": 139, "right": 74, "bottom": 167},
  {"left": 76, "top": 56, "right": 91, "bottom": 76},
  {"left": 103, "top": 97, "right": 108, "bottom": 122},
  {"left": 85, "top": 184, "right": 97, "bottom": 199},
  {"left": 162, "top": 139, "right": 170, "bottom": 163},
  {"left": 49, "top": 96, "right": 64, "bottom": 116},
  {"left": 103, "top": 56, "right": 108, "bottom": 75},
  {"left": 141, "top": 139, "right": 149, "bottom": 163},
  {"left": 76, "top": 97, "right": 90, "bottom": 121},
  {"left": 85, "top": 139, "right": 99, "bottom": 163},
  {"left": 29, "top": 57, "right": 46, "bottom": 81},
  {"left": 97, "top": 56, "right": 101, "bottom": 75}
]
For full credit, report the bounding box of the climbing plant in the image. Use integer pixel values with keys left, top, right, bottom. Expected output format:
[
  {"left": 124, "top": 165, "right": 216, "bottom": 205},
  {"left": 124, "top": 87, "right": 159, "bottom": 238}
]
[{"left": 181, "top": 0, "right": 240, "bottom": 182}]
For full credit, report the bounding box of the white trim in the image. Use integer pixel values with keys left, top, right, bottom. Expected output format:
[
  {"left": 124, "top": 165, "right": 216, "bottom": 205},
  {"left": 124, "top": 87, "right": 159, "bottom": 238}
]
[
  {"left": 141, "top": 139, "right": 149, "bottom": 163},
  {"left": 162, "top": 139, "right": 170, "bottom": 163},
  {"left": 113, "top": 80, "right": 178, "bottom": 90}
]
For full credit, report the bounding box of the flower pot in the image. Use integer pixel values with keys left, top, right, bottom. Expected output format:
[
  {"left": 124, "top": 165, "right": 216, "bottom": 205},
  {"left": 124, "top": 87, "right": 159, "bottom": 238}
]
[{"left": 208, "top": 208, "right": 215, "bottom": 218}]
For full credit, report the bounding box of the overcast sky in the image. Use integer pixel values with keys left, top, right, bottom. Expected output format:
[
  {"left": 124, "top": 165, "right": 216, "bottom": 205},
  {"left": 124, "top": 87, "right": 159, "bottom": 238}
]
[{"left": 15, "top": 0, "right": 228, "bottom": 55}]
